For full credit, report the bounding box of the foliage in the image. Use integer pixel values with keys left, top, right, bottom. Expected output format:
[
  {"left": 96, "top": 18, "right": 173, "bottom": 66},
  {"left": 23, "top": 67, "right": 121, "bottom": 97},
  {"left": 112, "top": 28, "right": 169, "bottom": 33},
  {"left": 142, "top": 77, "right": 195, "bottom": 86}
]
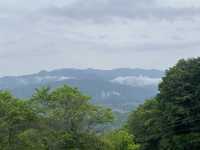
[
  {"left": 0, "top": 85, "right": 113, "bottom": 150},
  {"left": 0, "top": 91, "right": 39, "bottom": 150},
  {"left": 3, "top": 58, "right": 200, "bottom": 150},
  {"left": 127, "top": 98, "right": 161, "bottom": 150},
  {"left": 128, "top": 58, "right": 200, "bottom": 150},
  {"left": 158, "top": 58, "right": 200, "bottom": 149},
  {"left": 103, "top": 129, "right": 140, "bottom": 150}
]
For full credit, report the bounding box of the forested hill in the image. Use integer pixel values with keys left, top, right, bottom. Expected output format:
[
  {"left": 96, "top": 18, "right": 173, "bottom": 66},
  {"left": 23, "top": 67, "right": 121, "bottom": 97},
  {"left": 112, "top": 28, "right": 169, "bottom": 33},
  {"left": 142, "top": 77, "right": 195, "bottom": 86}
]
[
  {"left": 1, "top": 58, "right": 200, "bottom": 149},
  {"left": 0, "top": 68, "right": 163, "bottom": 112}
]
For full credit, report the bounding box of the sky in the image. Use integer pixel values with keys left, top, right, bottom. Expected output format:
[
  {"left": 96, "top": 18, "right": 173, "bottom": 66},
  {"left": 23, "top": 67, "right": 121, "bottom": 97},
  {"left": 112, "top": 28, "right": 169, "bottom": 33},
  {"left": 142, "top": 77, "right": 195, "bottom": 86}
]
[{"left": 1, "top": 0, "right": 200, "bottom": 76}]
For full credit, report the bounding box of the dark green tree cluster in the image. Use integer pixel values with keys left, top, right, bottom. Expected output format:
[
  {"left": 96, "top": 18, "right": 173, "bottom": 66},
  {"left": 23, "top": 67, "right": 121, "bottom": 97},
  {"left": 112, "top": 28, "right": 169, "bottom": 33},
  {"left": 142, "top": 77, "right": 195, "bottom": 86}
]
[{"left": 128, "top": 58, "right": 200, "bottom": 150}]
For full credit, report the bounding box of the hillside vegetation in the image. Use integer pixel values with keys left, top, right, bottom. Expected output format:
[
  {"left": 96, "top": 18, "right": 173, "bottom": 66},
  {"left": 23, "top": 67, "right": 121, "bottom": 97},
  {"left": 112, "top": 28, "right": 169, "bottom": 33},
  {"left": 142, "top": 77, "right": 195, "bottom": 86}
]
[
  {"left": 0, "top": 85, "right": 139, "bottom": 150},
  {"left": 0, "top": 58, "right": 200, "bottom": 149}
]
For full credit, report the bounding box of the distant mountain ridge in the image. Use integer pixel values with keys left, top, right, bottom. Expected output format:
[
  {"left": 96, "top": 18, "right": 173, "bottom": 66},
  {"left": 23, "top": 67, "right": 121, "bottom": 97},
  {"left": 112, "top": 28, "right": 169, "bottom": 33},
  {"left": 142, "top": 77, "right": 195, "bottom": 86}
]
[{"left": 0, "top": 68, "right": 164, "bottom": 112}]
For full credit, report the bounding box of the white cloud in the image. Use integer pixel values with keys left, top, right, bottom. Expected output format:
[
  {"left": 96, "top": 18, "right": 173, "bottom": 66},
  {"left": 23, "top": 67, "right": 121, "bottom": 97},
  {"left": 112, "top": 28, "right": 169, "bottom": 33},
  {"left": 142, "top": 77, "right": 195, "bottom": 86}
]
[
  {"left": 111, "top": 76, "right": 161, "bottom": 87},
  {"left": 16, "top": 76, "right": 75, "bottom": 85},
  {"left": 34, "top": 76, "right": 75, "bottom": 82},
  {"left": 101, "top": 90, "right": 121, "bottom": 99}
]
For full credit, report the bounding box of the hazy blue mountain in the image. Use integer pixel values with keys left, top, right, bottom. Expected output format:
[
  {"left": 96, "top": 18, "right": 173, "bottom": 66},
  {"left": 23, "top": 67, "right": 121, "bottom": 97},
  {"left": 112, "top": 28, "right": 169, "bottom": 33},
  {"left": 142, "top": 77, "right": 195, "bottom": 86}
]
[{"left": 0, "top": 68, "right": 164, "bottom": 112}]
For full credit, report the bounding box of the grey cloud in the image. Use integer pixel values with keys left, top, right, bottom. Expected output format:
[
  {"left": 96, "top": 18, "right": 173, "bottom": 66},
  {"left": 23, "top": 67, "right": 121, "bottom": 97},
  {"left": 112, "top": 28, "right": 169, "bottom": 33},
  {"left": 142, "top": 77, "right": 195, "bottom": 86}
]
[
  {"left": 42, "top": 0, "right": 200, "bottom": 21},
  {"left": 132, "top": 41, "right": 200, "bottom": 52},
  {"left": 1, "top": 0, "right": 200, "bottom": 76}
]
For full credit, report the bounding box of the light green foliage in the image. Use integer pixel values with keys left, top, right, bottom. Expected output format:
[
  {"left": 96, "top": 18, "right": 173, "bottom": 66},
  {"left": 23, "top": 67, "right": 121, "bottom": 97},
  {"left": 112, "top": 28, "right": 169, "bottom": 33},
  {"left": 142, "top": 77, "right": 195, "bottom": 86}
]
[
  {"left": 31, "top": 85, "right": 113, "bottom": 133},
  {"left": 103, "top": 129, "right": 140, "bottom": 150},
  {"left": 0, "top": 91, "right": 38, "bottom": 150},
  {"left": 0, "top": 85, "right": 114, "bottom": 150}
]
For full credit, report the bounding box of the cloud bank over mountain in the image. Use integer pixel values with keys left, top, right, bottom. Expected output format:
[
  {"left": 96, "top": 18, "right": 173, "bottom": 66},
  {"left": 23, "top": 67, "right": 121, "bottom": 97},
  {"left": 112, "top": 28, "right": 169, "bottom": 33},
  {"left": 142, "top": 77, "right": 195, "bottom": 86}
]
[{"left": 0, "top": 68, "right": 163, "bottom": 111}]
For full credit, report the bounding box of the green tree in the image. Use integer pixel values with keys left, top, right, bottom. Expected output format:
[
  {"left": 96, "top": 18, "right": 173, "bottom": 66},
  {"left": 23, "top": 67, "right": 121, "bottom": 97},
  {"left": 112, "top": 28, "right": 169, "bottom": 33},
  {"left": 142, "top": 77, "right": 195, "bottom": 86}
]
[
  {"left": 127, "top": 98, "right": 161, "bottom": 150},
  {"left": 103, "top": 129, "right": 140, "bottom": 150},
  {"left": 0, "top": 85, "right": 114, "bottom": 150},
  {"left": 158, "top": 58, "right": 200, "bottom": 149},
  {"left": 128, "top": 58, "right": 200, "bottom": 150},
  {"left": 0, "top": 91, "right": 39, "bottom": 150},
  {"left": 31, "top": 85, "right": 114, "bottom": 149}
]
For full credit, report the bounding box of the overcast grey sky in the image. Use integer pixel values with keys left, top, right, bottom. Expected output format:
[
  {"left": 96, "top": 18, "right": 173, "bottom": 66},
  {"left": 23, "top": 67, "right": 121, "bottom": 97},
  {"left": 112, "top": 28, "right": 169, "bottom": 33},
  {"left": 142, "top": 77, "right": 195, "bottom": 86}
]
[{"left": 1, "top": 0, "right": 200, "bottom": 76}]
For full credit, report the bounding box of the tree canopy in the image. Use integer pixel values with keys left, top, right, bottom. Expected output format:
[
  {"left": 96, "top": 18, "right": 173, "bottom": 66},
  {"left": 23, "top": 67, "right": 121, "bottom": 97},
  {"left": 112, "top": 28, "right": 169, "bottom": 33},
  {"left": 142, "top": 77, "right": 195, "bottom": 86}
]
[
  {"left": 128, "top": 58, "right": 200, "bottom": 150},
  {"left": 0, "top": 85, "right": 115, "bottom": 150}
]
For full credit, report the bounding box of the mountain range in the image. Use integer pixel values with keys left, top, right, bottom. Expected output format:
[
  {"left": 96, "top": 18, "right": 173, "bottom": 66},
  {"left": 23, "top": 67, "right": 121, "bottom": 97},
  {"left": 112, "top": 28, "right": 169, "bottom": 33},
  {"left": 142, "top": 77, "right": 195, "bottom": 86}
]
[{"left": 0, "top": 68, "right": 164, "bottom": 112}]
